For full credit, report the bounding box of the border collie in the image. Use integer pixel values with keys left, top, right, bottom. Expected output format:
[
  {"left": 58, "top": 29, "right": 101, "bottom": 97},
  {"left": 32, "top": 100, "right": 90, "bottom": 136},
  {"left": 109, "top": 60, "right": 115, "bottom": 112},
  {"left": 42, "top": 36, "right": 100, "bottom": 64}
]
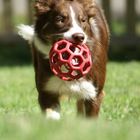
[{"left": 18, "top": 0, "right": 109, "bottom": 120}]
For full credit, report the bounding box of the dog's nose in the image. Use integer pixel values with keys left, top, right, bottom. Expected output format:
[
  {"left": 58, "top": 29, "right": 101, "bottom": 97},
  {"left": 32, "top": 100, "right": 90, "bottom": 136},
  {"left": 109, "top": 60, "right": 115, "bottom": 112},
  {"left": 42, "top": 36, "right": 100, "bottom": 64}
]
[{"left": 72, "top": 33, "right": 85, "bottom": 43}]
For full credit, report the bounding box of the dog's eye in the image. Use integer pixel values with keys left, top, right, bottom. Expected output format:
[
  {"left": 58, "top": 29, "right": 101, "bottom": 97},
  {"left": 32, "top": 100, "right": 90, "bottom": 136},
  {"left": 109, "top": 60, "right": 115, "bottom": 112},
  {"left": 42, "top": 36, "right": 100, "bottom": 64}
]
[
  {"left": 81, "top": 17, "right": 87, "bottom": 22},
  {"left": 55, "top": 15, "right": 65, "bottom": 23},
  {"left": 80, "top": 16, "right": 87, "bottom": 23}
]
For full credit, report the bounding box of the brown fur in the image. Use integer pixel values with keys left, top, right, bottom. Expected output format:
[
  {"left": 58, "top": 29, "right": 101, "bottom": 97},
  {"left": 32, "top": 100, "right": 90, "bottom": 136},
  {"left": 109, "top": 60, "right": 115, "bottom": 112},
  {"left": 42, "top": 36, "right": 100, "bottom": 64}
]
[{"left": 32, "top": 0, "right": 109, "bottom": 118}]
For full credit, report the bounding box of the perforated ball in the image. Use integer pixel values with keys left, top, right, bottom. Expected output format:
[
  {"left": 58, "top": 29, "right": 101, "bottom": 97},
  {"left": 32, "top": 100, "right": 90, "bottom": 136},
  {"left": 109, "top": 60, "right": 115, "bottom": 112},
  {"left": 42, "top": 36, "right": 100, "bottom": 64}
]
[{"left": 49, "top": 40, "right": 92, "bottom": 81}]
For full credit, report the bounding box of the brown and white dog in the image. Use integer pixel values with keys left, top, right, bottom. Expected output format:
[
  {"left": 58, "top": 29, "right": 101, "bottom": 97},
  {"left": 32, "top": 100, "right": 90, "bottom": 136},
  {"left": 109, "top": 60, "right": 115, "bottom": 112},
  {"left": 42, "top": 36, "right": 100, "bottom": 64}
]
[{"left": 18, "top": 0, "right": 109, "bottom": 120}]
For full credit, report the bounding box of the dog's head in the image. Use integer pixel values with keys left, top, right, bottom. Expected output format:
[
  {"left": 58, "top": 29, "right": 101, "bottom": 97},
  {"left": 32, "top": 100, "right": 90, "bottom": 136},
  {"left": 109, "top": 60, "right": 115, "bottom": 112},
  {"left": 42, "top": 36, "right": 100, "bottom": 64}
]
[{"left": 34, "top": 0, "right": 96, "bottom": 44}]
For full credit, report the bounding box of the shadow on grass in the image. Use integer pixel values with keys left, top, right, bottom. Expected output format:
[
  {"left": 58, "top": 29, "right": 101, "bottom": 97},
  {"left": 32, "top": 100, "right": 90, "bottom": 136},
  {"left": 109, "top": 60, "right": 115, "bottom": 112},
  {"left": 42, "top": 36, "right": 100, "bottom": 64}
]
[
  {"left": 108, "top": 45, "right": 140, "bottom": 61},
  {"left": 0, "top": 41, "right": 32, "bottom": 67}
]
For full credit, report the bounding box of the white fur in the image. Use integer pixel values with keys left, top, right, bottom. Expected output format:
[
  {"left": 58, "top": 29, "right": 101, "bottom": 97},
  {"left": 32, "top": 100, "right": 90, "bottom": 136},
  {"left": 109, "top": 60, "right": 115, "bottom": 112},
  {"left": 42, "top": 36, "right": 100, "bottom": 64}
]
[
  {"left": 89, "top": 18, "right": 100, "bottom": 40},
  {"left": 17, "top": 25, "right": 51, "bottom": 58},
  {"left": 17, "top": 24, "right": 34, "bottom": 43},
  {"left": 46, "top": 109, "right": 60, "bottom": 120},
  {"left": 63, "top": 6, "right": 88, "bottom": 44},
  {"left": 44, "top": 76, "right": 97, "bottom": 100}
]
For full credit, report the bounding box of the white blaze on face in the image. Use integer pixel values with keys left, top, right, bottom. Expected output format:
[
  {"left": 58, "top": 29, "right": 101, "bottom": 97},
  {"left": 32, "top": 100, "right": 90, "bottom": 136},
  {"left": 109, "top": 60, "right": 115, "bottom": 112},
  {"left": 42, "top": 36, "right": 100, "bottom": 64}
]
[{"left": 63, "top": 6, "right": 87, "bottom": 43}]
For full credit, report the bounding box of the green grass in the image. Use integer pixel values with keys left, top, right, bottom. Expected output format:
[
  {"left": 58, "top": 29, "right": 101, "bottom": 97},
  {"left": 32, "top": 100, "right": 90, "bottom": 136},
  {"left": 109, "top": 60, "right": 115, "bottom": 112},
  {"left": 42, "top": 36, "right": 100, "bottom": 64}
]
[{"left": 0, "top": 62, "right": 140, "bottom": 140}]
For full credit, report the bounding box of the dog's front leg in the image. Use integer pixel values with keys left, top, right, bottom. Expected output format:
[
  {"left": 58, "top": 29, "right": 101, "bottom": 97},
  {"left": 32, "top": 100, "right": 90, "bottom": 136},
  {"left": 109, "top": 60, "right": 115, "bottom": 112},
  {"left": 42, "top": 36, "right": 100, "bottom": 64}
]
[
  {"left": 38, "top": 91, "right": 61, "bottom": 120},
  {"left": 32, "top": 47, "right": 61, "bottom": 120}
]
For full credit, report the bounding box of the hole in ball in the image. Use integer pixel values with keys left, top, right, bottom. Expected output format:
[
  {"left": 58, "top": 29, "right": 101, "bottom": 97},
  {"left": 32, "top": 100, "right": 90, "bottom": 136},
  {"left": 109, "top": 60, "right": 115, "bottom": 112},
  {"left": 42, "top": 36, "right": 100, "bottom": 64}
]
[
  {"left": 83, "top": 62, "right": 91, "bottom": 72},
  {"left": 57, "top": 43, "right": 67, "bottom": 50},
  {"left": 69, "top": 45, "right": 81, "bottom": 53},
  {"left": 60, "top": 63, "right": 70, "bottom": 73},
  {"left": 71, "top": 70, "right": 79, "bottom": 77},
  {"left": 82, "top": 51, "right": 88, "bottom": 59},
  {"left": 62, "top": 51, "right": 71, "bottom": 60},
  {"left": 71, "top": 56, "right": 83, "bottom": 66},
  {"left": 52, "top": 53, "right": 59, "bottom": 64}
]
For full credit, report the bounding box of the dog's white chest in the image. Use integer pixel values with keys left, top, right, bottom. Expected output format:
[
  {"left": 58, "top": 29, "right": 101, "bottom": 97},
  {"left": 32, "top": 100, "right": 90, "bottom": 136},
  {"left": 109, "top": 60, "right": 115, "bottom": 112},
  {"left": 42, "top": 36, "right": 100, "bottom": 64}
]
[{"left": 44, "top": 76, "right": 97, "bottom": 100}]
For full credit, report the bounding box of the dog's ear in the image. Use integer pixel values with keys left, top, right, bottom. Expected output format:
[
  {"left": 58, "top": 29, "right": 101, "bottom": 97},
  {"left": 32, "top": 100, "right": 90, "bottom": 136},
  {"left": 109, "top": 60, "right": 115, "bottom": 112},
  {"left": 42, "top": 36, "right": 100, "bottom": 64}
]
[
  {"left": 34, "top": 0, "right": 52, "bottom": 16},
  {"left": 34, "top": 0, "right": 65, "bottom": 16},
  {"left": 77, "top": 0, "right": 96, "bottom": 17}
]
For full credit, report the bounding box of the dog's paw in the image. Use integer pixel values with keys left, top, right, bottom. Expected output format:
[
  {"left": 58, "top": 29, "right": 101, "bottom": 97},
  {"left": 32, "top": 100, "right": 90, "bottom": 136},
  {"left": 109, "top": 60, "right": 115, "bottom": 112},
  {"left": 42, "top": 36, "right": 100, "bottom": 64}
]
[
  {"left": 17, "top": 24, "right": 34, "bottom": 43},
  {"left": 46, "top": 109, "right": 60, "bottom": 120}
]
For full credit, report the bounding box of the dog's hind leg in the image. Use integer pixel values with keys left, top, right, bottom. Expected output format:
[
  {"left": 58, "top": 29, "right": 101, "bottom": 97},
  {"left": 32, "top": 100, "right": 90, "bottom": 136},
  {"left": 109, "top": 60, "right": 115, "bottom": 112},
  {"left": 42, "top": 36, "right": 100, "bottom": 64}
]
[
  {"left": 84, "top": 91, "right": 105, "bottom": 118},
  {"left": 77, "top": 99, "right": 85, "bottom": 116}
]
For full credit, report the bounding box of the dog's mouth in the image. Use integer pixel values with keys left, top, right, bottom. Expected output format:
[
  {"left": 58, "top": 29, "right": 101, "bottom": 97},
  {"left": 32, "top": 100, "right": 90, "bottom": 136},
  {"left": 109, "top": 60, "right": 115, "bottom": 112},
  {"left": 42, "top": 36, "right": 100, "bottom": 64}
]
[
  {"left": 38, "top": 34, "right": 62, "bottom": 44},
  {"left": 52, "top": 34, "right": 64, "bottom": 43},
  {"left": 52, "top": 33, "right": 87, "bottom": 45},
  {"left": 42, "top": 35, "right": 85, "bottom": 46}
]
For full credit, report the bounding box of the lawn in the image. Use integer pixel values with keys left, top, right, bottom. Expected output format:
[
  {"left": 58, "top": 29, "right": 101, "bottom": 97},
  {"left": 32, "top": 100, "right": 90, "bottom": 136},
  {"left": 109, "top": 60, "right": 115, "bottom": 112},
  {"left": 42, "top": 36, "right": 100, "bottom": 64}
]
[{"left": 0, "top": 61, "right": 140, "bottom": 140}]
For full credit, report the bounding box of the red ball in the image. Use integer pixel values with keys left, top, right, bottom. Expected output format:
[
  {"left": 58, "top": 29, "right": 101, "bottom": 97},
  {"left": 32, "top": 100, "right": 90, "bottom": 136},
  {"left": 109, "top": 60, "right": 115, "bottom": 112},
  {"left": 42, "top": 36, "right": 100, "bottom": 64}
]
[{"left": 49, "top": 40, "right": 92, "bottom": 81}]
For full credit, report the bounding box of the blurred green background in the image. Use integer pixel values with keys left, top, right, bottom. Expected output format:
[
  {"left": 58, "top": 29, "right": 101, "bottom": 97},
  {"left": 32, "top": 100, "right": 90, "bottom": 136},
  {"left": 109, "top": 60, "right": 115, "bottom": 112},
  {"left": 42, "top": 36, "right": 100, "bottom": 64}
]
[
  {"left": 0, "top": 0, "right": 140, "bottom": 66},
  {"left": 0, "top": 1, "right": 140, "bottom": 139}
]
